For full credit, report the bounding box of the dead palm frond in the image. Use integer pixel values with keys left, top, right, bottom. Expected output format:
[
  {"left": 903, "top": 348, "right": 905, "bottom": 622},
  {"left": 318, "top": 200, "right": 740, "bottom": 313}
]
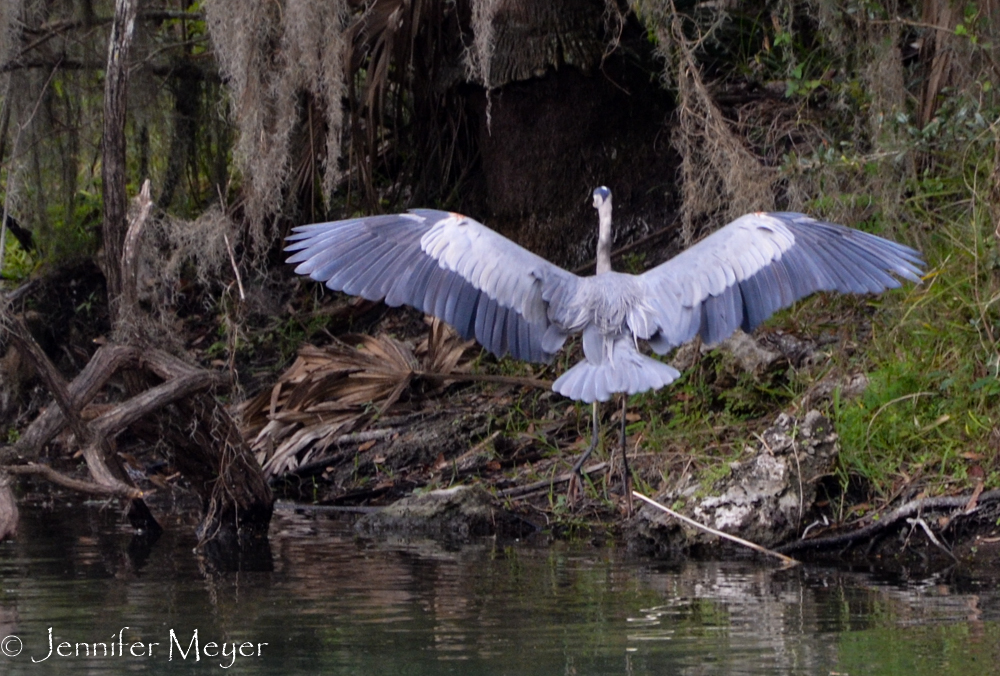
[{"left": 239, "top": 319, "right": 474, "bottom": 477}]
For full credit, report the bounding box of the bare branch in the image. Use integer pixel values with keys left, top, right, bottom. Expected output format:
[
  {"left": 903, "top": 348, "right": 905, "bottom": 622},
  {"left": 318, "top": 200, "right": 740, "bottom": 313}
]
[
  {"left": 7, "top": 10, "right": 204, "bottom": 69},
  {"left": 634, "top": 491, "right": 801, "bottom": 566},
  {"left": 499, "top": 462, "right": 608, "bottom": 499},
  {"left": 778, "top": 490, "right": 1000, "bottom": 554},
  {"left": 223, "top": 233, "right": 245, "bottom": 301},
  {"left": 2, "top": 463, "right": 142, "bottom": 498}
]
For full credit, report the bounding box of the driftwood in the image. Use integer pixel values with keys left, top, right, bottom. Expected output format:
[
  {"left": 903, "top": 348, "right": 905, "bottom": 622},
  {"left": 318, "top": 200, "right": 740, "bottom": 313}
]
[
  {"left": 634, "top": 491, "right": 800, "bottom": 566},
  {"left": 9, "top": 343, "right": 140, "bottom": 456},
  {"left": 0, "top": 180, "right": 272, "bottom": 547},
  {"left": 0, "top": 294, "right": 272, "bottom": 540},
  {"left": 2, "top": 463, "right": 136, "bottom": 498},
  {"left": 777, "top": 489, "right": 1000, "bottom": 554},
  {"left": 1, "top": 312, "right": 139, "bottom": 498}
]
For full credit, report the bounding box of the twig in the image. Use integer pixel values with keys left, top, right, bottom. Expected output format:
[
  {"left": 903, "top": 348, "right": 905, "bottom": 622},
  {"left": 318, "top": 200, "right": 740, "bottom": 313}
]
[
  {"left": 0, "top": 278, "right": 37, "bottom": 305},
  {"left": 223, "top": 233, "right": 245, "bottom": 301},
  {"left": 906, "top": 517, "right": 958, "bottom": 562},
  {"left": 274, "top": 500, "right": 381, "bottom": 514},
  {"left": 333, "top": 428, "right": 400, "bottom": 445},
  {"left": 499, "top": 462, "right": 608, "bottom": 498},
  {"left": 633, "top": 491, "right": 800, "bottom": 566},
  {"left": 415, "top": 371, "right": 551, "bottom": 390}
]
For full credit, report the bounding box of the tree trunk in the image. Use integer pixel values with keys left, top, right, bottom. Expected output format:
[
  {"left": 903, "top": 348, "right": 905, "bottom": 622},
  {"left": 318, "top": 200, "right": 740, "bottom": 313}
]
[{"left": 101, "top": 0, "right": 139, "bottom": 324}]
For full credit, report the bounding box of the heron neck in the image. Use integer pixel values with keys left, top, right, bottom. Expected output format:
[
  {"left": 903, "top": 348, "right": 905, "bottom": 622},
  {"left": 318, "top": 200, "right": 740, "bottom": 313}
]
[{"left": 596, "top": 207, "right": 613, "bottom": 275}]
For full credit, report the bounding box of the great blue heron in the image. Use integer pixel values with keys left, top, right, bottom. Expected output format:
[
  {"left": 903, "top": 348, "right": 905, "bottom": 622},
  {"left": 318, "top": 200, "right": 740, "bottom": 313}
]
[{"left": 286, "top": 187, "right": 923, "bottom": 508}]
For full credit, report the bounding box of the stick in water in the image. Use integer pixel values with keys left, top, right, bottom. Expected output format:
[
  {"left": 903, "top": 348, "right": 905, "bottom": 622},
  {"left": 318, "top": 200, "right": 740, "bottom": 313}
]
[{"left": 632, "top": 491, "right": 800, "bottom": 567}]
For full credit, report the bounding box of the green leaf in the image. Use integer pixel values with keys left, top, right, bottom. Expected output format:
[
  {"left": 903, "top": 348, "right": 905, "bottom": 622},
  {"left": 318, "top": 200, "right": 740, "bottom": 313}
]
[{"left": 970, "top": 377, "right": 1000, "bottom": 395}]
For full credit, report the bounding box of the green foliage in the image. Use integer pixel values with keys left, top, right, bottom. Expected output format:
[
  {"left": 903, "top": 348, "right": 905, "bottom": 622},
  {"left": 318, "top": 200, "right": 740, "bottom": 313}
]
[
  {"left": 786, "top": 77, "right": 1000, "bottom": 499},
  {"left": 630, "top": 0, "right": 1000, "bottom": 504},
  {"left": 213, "top": 304, "right": 333, "bottom": 369},
  {"left": 619, "top": 252, "right": 648, "bottom": 275},
  {"left": 709, "top": 1, "right": 1000, "bottom": 502},
  {"left": 0, "top": 235, "right": 33, "bottom": 281},
  {"left": 832, "top": 182, "right": 1000, "bottom": 496},
  {"left": 624, "top": 350, "right": 800, "bottom": 488},
  {"left": 38, "top": 188, "right": 102, "bottom": 263}
]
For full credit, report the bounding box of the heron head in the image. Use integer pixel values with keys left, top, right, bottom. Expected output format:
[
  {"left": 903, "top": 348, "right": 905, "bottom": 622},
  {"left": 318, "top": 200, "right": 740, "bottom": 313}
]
[{"left": 592, "top": 186, "right": 611, "bottom": 209}]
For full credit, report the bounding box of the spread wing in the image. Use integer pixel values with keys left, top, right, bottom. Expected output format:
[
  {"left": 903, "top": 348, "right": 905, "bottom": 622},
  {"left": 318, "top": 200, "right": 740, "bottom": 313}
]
[
  {"left": 286, "top": 209, "right": 580, "bottom": 363},
  {"left": 632, "top": 212, "right": 924, "bottom": 351}
]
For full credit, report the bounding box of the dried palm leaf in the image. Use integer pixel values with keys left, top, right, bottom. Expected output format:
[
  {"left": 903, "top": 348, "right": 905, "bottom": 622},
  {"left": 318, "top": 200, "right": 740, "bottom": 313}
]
[
  {"left": 417, "top": 317, "right": 476, "bottom": 375},
  {"left": 239, "top": 322, "right": 476, "bottom": 477}
]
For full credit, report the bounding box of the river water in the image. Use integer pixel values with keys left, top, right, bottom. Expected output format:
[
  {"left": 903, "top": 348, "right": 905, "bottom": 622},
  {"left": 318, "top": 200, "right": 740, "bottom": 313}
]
[{"left": 0, "top": 503, "right": 997, "bottom": 675}]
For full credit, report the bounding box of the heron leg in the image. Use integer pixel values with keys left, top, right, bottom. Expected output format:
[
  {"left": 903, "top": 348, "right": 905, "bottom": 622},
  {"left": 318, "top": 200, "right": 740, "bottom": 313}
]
[
  {"left": 620, "top": 395, "right": 633, "bottom": 516},
  {"left": 568, "top": 401, "right": 600, "bottom": 504}
]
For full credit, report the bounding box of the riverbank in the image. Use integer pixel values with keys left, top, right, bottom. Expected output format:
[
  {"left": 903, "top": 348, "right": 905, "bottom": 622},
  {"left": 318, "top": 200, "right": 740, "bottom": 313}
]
[{"left": 3, "top": 256, "right": 996, "bottom": 572}]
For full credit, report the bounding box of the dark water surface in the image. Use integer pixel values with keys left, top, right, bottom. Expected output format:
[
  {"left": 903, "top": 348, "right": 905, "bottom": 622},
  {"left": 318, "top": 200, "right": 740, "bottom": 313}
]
[{"left": 0, "top": 504, "right": 998, "bottom": 675}]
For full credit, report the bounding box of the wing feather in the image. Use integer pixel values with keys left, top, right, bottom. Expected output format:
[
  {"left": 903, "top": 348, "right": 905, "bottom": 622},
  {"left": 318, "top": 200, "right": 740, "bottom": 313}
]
[
  {"left": 338, "top": 241, "right": 399, "bottom": 296},
  {"left": 357, "top": 245, "right": 412, "bottom": 298},
  {"left": 287, "top": 210, "right": 577, "bottom": 362},
  {"left": 384, "top": 248, "right": 433, "bottom": 307},
  {"left": 637, "top": 212, "right": 924, "bottom": 350},
  {"left": 415, "top": 210, "right": 577, "bottom": 326},
  {"left": 450, "top": 283, "right": 481, "bottom": 338}
]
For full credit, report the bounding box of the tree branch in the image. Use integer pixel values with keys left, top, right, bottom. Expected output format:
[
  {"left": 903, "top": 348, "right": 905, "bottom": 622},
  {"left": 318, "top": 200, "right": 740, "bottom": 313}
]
[
  {"left": 8, "top": 11, "right": 204, "bottom": 69},
  {"left": 2, "top": 463, "right": 141, "bottom": 498}
]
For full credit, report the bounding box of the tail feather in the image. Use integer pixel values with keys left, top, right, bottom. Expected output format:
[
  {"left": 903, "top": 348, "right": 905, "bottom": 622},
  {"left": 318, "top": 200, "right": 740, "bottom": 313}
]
[{"left": 553, "top": 344, "right": 680, "bottom": 403}]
